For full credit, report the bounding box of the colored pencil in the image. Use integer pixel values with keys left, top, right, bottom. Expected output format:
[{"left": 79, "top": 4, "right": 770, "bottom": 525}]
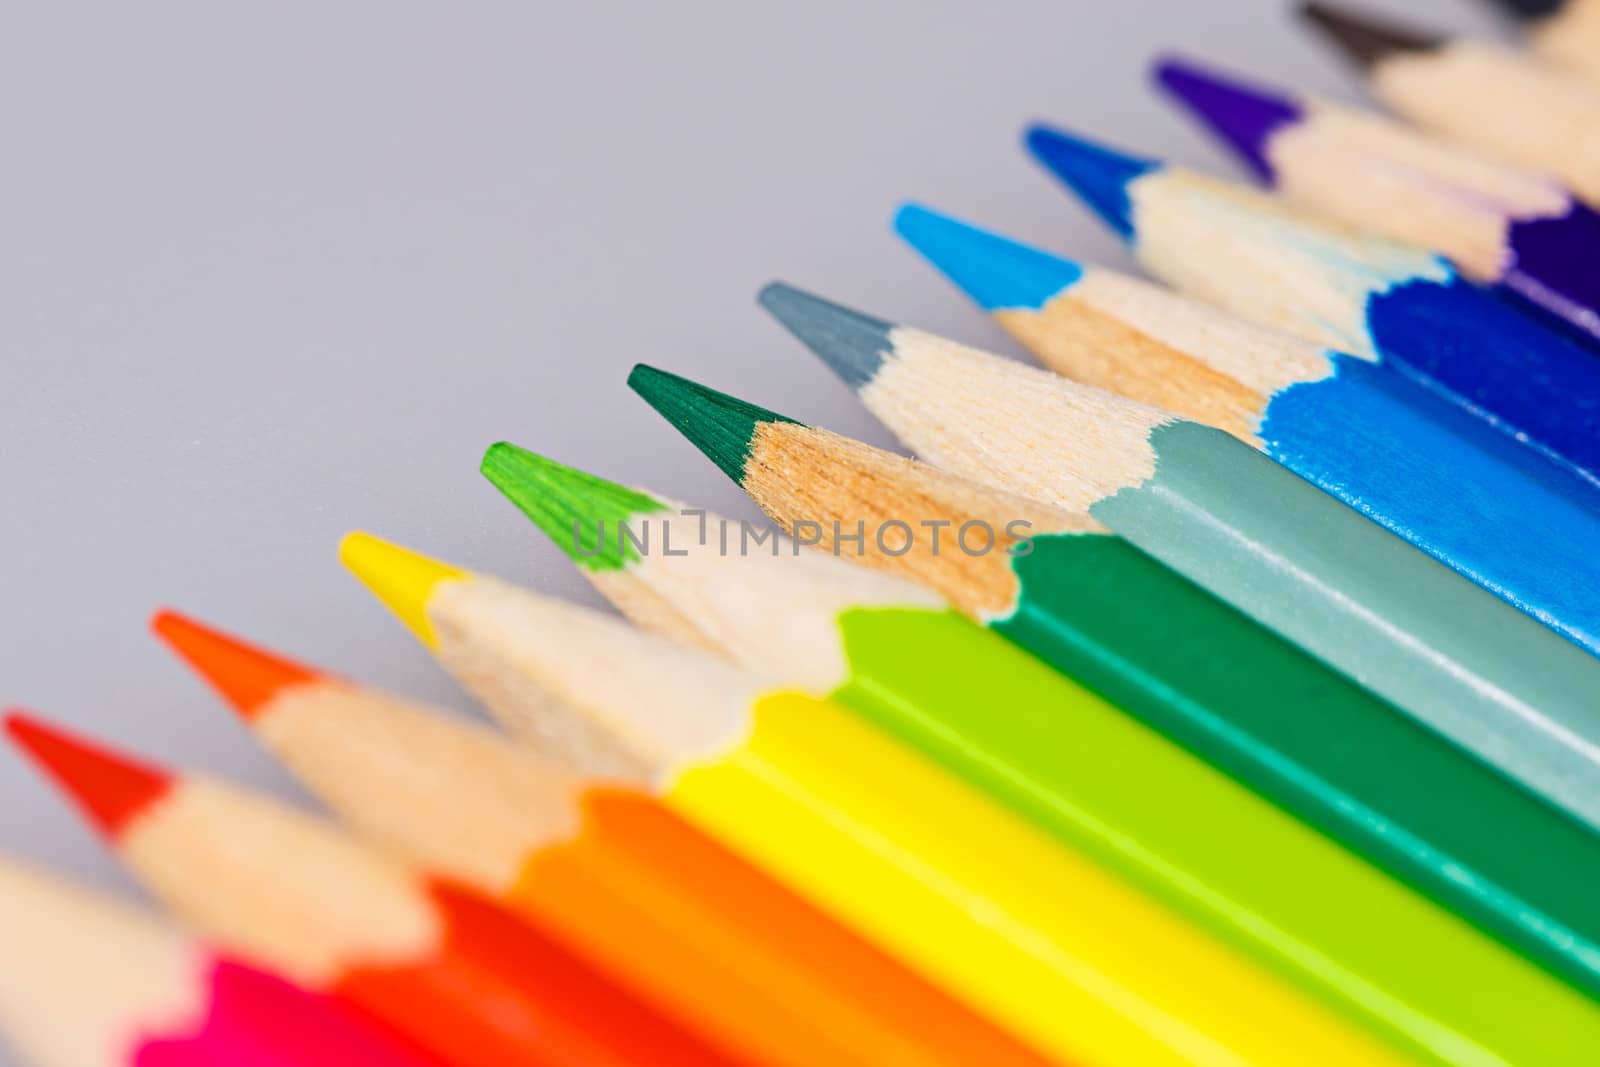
[
  {"left": 489, "top": 428, "right": 1600, "bottom": 1049},
  {"left": 627, "top": 366, "right": 1600, "bottom": 1007},
  {"left": 2, "top": 713, "right": 742, "bottom": 1067},
  {"left": 1024, "top": 122, "right": 1600, "bottom": 488},
  {"left": 1155, "top": 56, "right": 1600, "bottom": 340},
  {"left": 1300, "top": 1, "right": 1600, "bottom": 205},
  {"left": 0, "top": 854, "right": 441, "bottom": 1067},
  {"left": 895, "top": 203, "right": 1600, "bottom": 658},
  {"left": 151, "top": 611, "right": 1050, "bottom": 1067},
  {"left": 757, "top": 282, "right": 1600, "bottom": 836},
  {"left": 338, "top": 531, "right": 1426, "bottom": 1067},
  {"left": 1487, "top": 0, "right": 1600, "bottom": 84}
]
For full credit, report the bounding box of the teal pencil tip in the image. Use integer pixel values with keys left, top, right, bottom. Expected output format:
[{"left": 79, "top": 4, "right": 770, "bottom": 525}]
[
  {"left": 1025, "top": 124, "right": 1159, "bottom": 241},
  {"left": 894, "top": 203, "right": 1085, "bottom": 313},
  {"left": 758, "top": 282, "right": 896, "bottom": 391},
  {"left": 481, "top": 442, "right": 668, "bottom": 570},
  {"left": 628, "top": 364, "right": 800, "bottom": 486}
]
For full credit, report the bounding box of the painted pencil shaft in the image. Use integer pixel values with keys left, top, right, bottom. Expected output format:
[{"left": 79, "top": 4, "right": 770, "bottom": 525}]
[
  {"left": 615, "top": 379, "right": 1600, "bottom": 1066},
  {"left": 0, "top": 856, "right": 440, "bottom": 1067},
  {"left": 341, "top": 537, "right": 1428, "bottom": 1067},
  {"left": 1025, "top": 125, "right": 1600, "bottom": 499},
  {"left": 623, "top": 375, "right": 1600, "bottom": 1007},
  {"left": 155, "top": 612, "right": 1047, "bottom": 1067},
  {"left": 1301, "top": 2, "right": 1600, "bottom": 204},
  {"left": 759, "top": 284, "right": 1600, "bottom": 842},
  {"left": 517, "top": 786, "right": 1055, "bottom": 1067},
  {"left": 677, "top": 688, "right": 1420, "bottom": 1067},
  {"left": 896, "top": 204, "right": 1600, "bottom": 666},
  {"left": 3, "top": 714, "right": 738, "bottom": 1067},
  {"left": 1155, "top": 57, "right": 1600, "bottom": 341}
]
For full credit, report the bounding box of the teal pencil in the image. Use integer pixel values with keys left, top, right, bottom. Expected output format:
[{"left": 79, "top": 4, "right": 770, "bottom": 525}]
[{"left": 756, "top": 281, "right": 1600, "bottom": 836}]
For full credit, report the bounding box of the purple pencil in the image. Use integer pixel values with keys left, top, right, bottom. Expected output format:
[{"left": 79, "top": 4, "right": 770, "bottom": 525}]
[{"left": 1156, "top": 55, "right": 1600, "bottom": 343}]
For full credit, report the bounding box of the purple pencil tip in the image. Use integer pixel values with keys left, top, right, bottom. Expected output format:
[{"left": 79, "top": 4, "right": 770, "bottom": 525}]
[{"left": 1153, "top": 56, "right": 1303, "bottom": 184}]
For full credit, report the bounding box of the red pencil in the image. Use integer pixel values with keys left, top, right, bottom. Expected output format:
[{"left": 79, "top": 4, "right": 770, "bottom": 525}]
[{"left": 4, "top": 712, "right": 745, "bottom": 1067}]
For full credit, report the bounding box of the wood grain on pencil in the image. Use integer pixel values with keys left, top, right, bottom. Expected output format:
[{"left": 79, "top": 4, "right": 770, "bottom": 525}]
[
  {"left": 759, "top": 281, "right": 1600, "bottom": 843},
  {"left": 152, "top": 609, "right": 1050, "bottom": 1067},
  {"left": 2, "top": 713, "right": 738, "bottom": 1067},
  {"left": 1155, "top": 55, "right": 1600, "bottom": 339},
  {"left": 1024, "top": 123, "right": 1600, "bottom": 490},
  {"left": 339, "top": 532, "right": 1426, "bottom": 1067},
  {"left": 0, "top": 855, "right": 442, "bottom": 1067},
  {"left": 1300, "top": 1, "right": 1600, "bottom": 203}
]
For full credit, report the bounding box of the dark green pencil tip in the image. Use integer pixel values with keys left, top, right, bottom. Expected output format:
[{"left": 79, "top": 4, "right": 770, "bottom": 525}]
[
  {"left": 758, "top": 282, "right": 896, "bottom": 391},
  {"left": 480, "top": 441, "right": 666, "bottom": 570},
  {"left": 628, "top": 364, "right": 801, "bottom": 486}
]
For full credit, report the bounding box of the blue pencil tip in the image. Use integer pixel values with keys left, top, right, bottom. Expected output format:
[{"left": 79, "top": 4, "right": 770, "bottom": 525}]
[
  {"left": 758, "top": 282, "right": 896, "bottom": 391},
  {"left": 1024, "top": 125, "right": 1158, "bottom": 241},
  {"left": 893, "top": 204, "right": 1085, "bottom": 313},
  {"left": 1153, "top": 57, "right": 1302, "bottom": 184}
]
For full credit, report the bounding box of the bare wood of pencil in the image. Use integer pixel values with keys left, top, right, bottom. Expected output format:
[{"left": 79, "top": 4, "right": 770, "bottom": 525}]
[
  {"left": 337, "top": 536, "right": 1428, "bottom": 1067},
  {"left": 150, "top": 610, "right": 1046, "bottom": 1067},
  {"left": 1486, "top": 0, "right": 1600, "bottom": 85},
  {"left": 0, "top": 713, "right": 733, "bottom": 1067},
  {"left": 0, "top": 854, "right": 432, "bottom": 1067},
  {"left": 1302, "top": 1, "right": 1600, "bottom": 205},
  {"left": 756, "top": 281, "right": 1600, "bottom": 837}
]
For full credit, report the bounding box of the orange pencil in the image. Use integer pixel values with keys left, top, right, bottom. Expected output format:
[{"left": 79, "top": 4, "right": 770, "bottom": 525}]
[
  {"left": 3, "top": 712, "right": 745, "bottom": 1067},
  {"left": 152, "top": 610, "right": 1055, "bottom": 1067}
]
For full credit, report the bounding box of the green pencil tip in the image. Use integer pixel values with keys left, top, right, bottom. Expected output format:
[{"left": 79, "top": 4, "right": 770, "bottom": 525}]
[
  {"left": 627, "top": 364, "right": 801, "bottom": 485},
  {"left": 481, "top": 442, "right": 667, "bottom": 570}
]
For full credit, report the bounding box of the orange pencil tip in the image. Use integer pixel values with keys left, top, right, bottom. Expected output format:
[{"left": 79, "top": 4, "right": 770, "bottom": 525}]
[
  {"left": 3, "top": 712, "right": 172, "bottom": 838},
  {"left": 151, "top": 610, "right": 323, "bottom": 722}
]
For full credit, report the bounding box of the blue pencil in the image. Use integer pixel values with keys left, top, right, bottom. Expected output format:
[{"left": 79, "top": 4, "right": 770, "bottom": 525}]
[
  {"left": 757, "top": 280, "right": 1600, "bottom": 837},
  {"left": 1023, "top": 122, "right": 1600, "bottom": 490},
  {"left": 1154, "top": 55, "right": 1600, "bottom": 344},
  {"left": 895, "top": 202, "right": 1600, "bottom": 659}
]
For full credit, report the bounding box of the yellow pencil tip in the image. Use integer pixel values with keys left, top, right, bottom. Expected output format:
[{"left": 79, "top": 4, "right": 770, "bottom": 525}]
[{"left": 338, "top": 531, "right": 468, "bottom": 649}]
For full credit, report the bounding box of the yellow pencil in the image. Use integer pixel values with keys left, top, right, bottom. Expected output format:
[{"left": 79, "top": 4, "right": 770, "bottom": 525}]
[{"left": 336, "top": 530, "right": 1423, "bottom": 1067}]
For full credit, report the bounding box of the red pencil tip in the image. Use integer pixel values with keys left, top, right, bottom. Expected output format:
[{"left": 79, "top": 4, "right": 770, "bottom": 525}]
[
  {"left": 151, "top": 610, "right": 324, "bottom": 722},
  {"left": 3, "top": 712, "right": 172, "bottom": 838}
]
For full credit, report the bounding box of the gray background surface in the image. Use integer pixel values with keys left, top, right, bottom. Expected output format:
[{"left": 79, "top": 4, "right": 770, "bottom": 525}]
[{"left": 1, "top": 0, "right": 1500, "bottom": 979}]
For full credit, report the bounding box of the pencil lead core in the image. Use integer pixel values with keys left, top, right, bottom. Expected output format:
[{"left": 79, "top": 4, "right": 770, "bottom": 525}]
[
  {"left": 1299, "top": 3, "right": 1447, "bottom": 72},
  {"left": 1484, "top": 0, "right": 1563, "bottom": 19},
  {"left": 894, "top": 204, "right": 1085, "bottom": 312},
  {"left": 628, "top": 364, "right": 798, "bottom": 484},
  {"left": 152, "top": 611, "right": 323, "bottom": 722},
  {"left": 1025, "top": 125, "right": 1158, "bottom": 240},
  {"left": 1153, "top": 57, "right": 1302, "bottom": 183},
  {"left": 4, "top": 713, "right": 173, "bottom": 839},
  {"left": 481, "top": 443, "right": 668, "bottom": 570},
  {"left": 339, "top": 532, "right": 467, "bottom": 649},
  {"left": 758, "top": 283, "right": 896, "bottom": 391}
]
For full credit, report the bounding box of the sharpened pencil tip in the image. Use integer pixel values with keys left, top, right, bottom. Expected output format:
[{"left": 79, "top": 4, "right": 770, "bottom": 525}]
[
  {"left": 1024, "top": 125, "right": 1158, "bottom": 241},
  {"left": 758, "top": 283, "right": 896, "bottom": 391},
  {"left": 339, "top": 532, "right": 467, "bottom": 650},
  {"left": 628, "top": 364, "right": 799, "bottom": 485},
  {"left": 1483, "top": 0, "right": 1564, "bottom": 20},
  {"left": 1153, "top": 57, "right": 1302, "bottom": 183},
  {"left": 894, "top": 204, "right": 1085, "bottom": 312},
  {"left": 481, "top": 442, "right": 668, "bottom": 570},
  {"left": 1299, "top": 3, "right": 1446, "bottom": 72},
  {"left": 4, "top": 713, "right": 172, "bottom": 839},
  {"left": 152, "top": 611, "right": 323, "bottom": 722}
]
